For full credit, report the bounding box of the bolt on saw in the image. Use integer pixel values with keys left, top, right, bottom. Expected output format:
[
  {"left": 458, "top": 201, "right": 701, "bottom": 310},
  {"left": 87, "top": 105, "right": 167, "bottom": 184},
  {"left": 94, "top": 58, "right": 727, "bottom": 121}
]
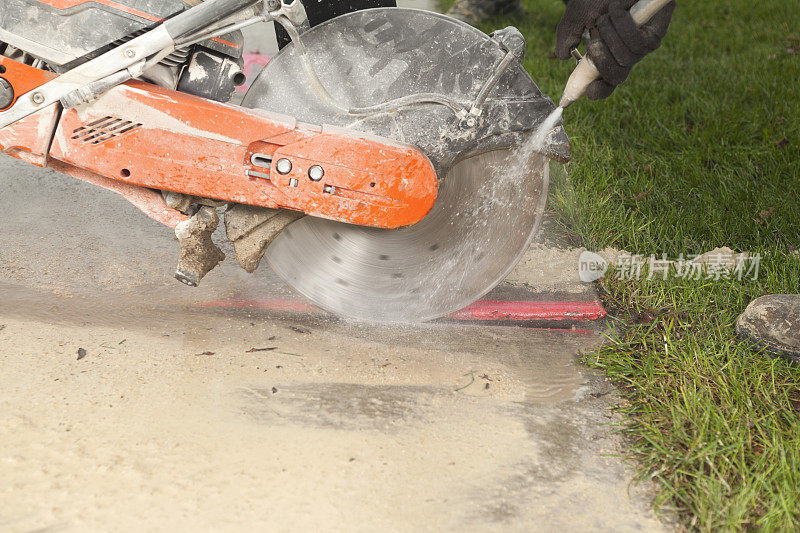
[{"left": 0, "top": 0, "right": 571, "bottom": 321}]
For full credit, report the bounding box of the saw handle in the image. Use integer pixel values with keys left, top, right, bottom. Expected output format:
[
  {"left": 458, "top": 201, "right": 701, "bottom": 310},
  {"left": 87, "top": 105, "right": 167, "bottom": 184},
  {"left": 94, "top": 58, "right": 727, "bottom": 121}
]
[
  {"left": 163, "top": 0, "right": 259, "bottom": 40},
  {"left": 629, "top": 0, "right": 674, "bottom": 25},
  {"left": 558, "top": 0, "right": 674, "bottom": 108}
]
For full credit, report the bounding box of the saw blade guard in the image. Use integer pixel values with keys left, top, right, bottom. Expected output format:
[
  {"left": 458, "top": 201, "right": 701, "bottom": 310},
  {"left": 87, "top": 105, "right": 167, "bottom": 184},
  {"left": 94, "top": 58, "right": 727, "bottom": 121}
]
[
  {"left": 243, "top": 8, "right": 571, "bottom": 175},
  {"left": 242, "top": 8, "right": 568, "bottom": 322}
]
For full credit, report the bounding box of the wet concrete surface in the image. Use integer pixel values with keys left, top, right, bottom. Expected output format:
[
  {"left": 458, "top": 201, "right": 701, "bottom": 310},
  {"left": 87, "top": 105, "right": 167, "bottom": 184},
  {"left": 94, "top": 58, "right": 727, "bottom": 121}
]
[{"left": 0, "top": 149, "right": 670, "bottom": 531}]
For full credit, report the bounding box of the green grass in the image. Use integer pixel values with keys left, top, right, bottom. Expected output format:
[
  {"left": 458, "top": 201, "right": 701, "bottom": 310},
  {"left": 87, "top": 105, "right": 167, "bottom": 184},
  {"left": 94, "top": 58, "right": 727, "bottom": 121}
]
[
  {"left": 591, "top": 260, "right": 800, "bottom": 530},
  {"left": 440, "top": 0, "right": 800, "bottom": 529}
]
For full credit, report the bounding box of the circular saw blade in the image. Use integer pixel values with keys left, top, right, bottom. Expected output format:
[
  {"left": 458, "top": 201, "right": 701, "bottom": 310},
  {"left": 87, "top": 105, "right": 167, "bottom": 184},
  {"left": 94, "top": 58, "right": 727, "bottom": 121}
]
[
  {"left": 266, "top": 149, "right": 548, "bottom": 322},
  {"left": 242, "top": 8, "right": 554, "bottom": 321}
]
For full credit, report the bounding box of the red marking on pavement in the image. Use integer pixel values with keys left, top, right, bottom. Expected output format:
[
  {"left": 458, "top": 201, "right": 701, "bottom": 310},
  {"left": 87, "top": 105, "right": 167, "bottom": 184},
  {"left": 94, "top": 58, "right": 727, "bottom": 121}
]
[
  {"left": 447, "top": 300, "right": 606, "bottom": 321},
  {"left": 515, "top": 327, "right": 598, "bottom": 335},
  {"left": 199, "top": 297, "right": 606, "bottom": 322}
]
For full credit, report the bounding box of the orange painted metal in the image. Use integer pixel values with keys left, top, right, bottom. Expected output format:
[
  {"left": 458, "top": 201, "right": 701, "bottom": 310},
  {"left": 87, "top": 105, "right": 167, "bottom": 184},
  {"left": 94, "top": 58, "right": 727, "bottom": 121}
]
[
  {"left": 0, "top": 56, "right": 56, "bottom": 110},
  {"left": 0, "top": 55, "right": 438, "bottom": 229},
  {"left": 0, "top": 108, "right": 60, "bottom": 167},
  {"left": 49, "top": 80, "right": 438, "bottom": 229},
  {"left": 33, "top": 0, "right": 241, "bottom": 47},
  {"left": 210, "top": 37, "right": 239, "bottom": 49},
  {"left": 0, "top": 58, "right": 60, "bottom": 166},
  {"left": 36, "top": 0, "right": 162, "bottom": 22}
]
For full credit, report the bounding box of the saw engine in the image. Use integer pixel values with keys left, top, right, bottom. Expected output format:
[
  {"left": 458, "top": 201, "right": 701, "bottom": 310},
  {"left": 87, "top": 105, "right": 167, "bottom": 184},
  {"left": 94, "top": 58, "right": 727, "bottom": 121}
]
[
  {"left": 0, "top": 0, "right": 571, "bottom": 322},
  {"left": 0, "top": 0, "right": 245, "bottom": 100}
]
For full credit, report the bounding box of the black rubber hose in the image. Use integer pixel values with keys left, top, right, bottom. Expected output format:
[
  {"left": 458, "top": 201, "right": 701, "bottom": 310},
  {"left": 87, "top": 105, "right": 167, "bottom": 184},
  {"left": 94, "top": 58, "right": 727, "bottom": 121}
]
[{"left": 164, "top": 0, "right": 259, "bottom": 40}]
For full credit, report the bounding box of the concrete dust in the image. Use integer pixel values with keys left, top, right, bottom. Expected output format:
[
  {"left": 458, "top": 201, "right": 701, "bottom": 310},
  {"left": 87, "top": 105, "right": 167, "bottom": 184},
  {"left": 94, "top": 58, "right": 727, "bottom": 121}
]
[{"left": 506, "top": 244, "right": 625, "bottom": 293}]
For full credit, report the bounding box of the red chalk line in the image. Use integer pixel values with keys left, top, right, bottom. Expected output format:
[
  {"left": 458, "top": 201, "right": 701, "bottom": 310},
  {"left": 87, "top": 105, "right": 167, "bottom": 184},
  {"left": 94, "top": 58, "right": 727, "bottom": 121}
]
[{"left": 199, "top": 297, "right": 606, "bottom": 322}]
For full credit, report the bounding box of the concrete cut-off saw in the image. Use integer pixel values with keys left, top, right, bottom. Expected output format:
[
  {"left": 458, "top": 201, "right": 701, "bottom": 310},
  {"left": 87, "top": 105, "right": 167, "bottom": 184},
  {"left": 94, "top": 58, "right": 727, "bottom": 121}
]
[{"left": 0, "top": 0, "right": 571, "bottom": 321}]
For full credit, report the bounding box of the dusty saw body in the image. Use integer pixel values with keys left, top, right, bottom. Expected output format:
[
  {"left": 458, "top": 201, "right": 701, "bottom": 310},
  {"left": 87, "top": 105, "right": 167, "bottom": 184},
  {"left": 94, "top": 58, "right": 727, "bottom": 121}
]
[{"left": 0, "top": 0, "right": 570, "bottom": 321}]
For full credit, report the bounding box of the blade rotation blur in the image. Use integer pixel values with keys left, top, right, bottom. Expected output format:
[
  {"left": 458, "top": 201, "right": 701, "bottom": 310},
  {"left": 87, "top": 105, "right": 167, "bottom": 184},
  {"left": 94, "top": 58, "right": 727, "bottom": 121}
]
[
  {"left": 241, "top": 8, "right": 558, "bottom": 321},
  {"left": 266, "top": 149, "right": 548, "bottom": 322}
]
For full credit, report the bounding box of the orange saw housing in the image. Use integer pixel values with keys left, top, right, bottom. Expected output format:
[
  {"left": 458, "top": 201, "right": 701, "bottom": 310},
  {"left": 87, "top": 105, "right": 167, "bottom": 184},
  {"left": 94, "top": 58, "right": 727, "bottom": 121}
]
[{"left": 0, "top": 56, "right": 438, "bottom": 229}]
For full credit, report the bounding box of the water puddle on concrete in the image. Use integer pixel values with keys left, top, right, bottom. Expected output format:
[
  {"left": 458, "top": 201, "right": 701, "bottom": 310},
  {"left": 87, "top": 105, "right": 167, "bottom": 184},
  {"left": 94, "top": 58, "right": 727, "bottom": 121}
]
[
  {"left": 240, "top": 383, "right": 443, "bottom": 430},
  {"left": 496, "top": 331, "right": 595, "bottom": 405},
  {"left": 515, "top": 352, "right": 589, "bottom": 404},
  {"left": 0, "top": 278, "right": 595, "bottom": 408}
]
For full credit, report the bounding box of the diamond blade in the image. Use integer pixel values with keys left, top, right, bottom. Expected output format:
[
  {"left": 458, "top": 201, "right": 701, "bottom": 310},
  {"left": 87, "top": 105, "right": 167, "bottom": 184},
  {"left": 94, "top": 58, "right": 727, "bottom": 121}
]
[
  {"left": 266, "top": 148, "right": 548, "bottom": 322},
  {"left": 242, "top": 7, "right": 559, "bottom": 321}
]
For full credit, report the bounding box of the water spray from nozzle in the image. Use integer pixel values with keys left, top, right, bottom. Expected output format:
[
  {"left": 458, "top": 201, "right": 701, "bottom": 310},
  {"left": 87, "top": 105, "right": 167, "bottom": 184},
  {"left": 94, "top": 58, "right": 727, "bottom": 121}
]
[{"left": 532, "top": 106, "right": 564, "bottom": 150}]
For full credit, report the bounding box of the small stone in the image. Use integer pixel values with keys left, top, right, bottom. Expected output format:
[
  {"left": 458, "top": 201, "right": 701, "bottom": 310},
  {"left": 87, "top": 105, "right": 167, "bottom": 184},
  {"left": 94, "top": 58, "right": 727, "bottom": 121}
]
[
  {"left": 736, "top": 295, "right": 800, "bottom": 363},
  {"left": 77, "top": 348, "right": 87, "bottom": 360}
]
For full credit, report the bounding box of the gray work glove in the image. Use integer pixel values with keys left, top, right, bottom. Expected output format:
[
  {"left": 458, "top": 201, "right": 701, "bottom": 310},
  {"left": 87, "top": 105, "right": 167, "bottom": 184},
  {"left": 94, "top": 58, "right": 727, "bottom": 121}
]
[{"left": 556, "top": 0, "right": 676, "bottom": 100}]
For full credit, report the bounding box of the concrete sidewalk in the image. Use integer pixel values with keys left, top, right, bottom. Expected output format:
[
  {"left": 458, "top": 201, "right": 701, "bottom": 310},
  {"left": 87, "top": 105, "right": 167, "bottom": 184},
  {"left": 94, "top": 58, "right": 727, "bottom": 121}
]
[{"left": 0, "top": 152, "right": 669, "bottom": 531}]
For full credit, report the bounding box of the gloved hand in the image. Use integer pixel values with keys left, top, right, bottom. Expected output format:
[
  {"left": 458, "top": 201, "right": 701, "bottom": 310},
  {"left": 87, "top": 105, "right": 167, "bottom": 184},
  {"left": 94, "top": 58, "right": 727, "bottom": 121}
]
[{"left": 556, "top": 0, "right": 675, "bottom": 100}]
